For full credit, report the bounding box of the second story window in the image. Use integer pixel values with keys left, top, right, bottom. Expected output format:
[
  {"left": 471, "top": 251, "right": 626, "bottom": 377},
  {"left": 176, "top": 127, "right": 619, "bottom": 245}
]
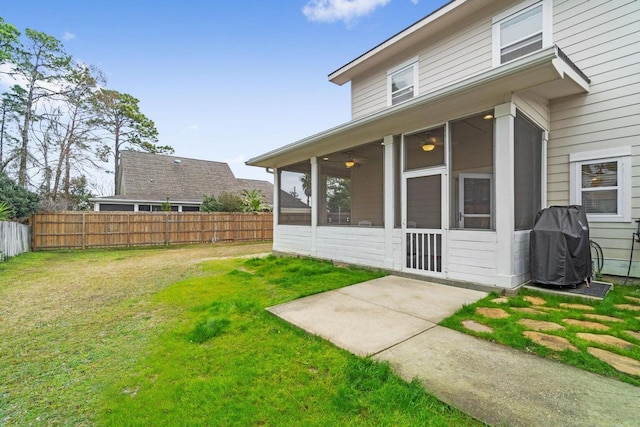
[
  {"left": 387, "top": 57, "right": 418, "bottom": 106},
  {"left": 493, "top": 0, "right": 551, "bottom": 66}
]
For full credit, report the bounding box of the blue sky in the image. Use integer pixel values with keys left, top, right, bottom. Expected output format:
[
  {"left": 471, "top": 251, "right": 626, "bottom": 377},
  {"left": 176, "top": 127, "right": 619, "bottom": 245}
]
[{"left": 2, "top": 0, "right": 447, "bottom": 193}]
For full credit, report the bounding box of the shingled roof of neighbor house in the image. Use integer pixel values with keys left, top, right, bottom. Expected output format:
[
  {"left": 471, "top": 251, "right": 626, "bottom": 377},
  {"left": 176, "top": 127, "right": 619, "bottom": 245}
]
[
  {"left": 118, "top": 151, "right": 243, "bottom": 202},
  {"left": 104, "top": 151, "right": 309, "bottom": 209}
]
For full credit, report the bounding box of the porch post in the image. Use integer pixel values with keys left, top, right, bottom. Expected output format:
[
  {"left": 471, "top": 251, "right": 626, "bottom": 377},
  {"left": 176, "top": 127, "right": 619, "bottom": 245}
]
[
  {"left": 273, "top": 168, "right": 279, "bottom": 249},
  {"left": 494, "top": 102, "right": 517, "bottom": 288},
  {"left": 310, "top": 157, "right": 318, "bottom": 257},
  {"left": 383, "top": 135, "right": 395, "bottom": 269}
]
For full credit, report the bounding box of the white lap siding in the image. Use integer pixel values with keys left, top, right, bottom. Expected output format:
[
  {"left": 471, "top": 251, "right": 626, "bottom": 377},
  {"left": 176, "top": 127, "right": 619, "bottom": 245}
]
[
  {"left": 316, "top": 227, "right": 387, "bottom": 269},
  {"left": 548, "top": 0, "right": 640, "bottom": 275},
  {"left": 273, "top": 226, "right": 312, "bottom": 256},
  {"left": 447, "top": 230, "right": 497, "bottom": 286}
]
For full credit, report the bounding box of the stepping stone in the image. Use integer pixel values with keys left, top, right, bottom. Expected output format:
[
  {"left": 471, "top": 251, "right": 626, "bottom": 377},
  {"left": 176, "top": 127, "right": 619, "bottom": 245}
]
[
  {"left": 462, "top": 320, "right": 494, "bottom": 333},
  {"left": 523, "top": 331, "right": 578, "bottom": 352},
  {"left": 476, "top": 307, "right": 510, "bottom": 319},
  {"left": 511, "top": 307, "right": 546, "bottom": 316},
  {"left": 560, "top": 303, "right": 595, "bottom": 311},
  {"left": 584, "top": 314, "right": 624, "bottom": 323},
  {"left": 491, "top": 297, "right": 509, "bottom": 304},
  {"left": 624, "top": 296, "right": 640, "bottom": 304},
  {"left": 623, "top": 330, "right": 640, "bottom": 341},
  {"left": 523, "top": 296, "right": 546, "bottom": 306},
  {"left": 615, "top": 304, "right": 640, "bottom": 312},
  {"left": 588, "top": 347, "right": 640, "bottom": 376},
  {"left": 563, "top": 318, "right": 610, "bottom": 331},
  {"left": 576, "top": 333, "right": 635, "bottom": 350},
  {"left": 518, "top": 319, "right": 564, "bottom": 331}
]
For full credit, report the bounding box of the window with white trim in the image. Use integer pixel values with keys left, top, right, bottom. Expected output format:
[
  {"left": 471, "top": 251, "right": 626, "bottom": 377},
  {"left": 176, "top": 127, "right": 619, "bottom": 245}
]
[
  {"left": 387, "top": 58, "right": 418, "bottom": 106},
  {"left": 492, "top": 0, "right": 552, "bottom": 66},
  {"left": 570, "top": 148, "right": 632, "bottom": 223}
]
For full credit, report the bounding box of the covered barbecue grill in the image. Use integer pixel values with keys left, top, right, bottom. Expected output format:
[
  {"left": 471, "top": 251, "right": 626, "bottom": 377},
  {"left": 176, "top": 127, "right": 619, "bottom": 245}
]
[{"left": 530, "top": 205, "right": 592, "bottom": 287}]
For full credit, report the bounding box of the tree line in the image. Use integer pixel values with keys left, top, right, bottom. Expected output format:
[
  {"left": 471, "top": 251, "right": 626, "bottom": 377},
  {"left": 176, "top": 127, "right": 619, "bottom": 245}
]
[{"left": 0, "top": 17, "right": 172, "bottom": 217}]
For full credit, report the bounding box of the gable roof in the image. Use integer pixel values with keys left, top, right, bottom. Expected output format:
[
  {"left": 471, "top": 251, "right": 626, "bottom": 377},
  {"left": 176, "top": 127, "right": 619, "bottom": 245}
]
[
  {"left": 111, "top": 151, "right": 284, "bottom": 205},
  {"left": 329, "top": 0, "right": 486, "bottom": 85},
  {"left": 237, "top": 178, "right": 310, "bottom": 209}
]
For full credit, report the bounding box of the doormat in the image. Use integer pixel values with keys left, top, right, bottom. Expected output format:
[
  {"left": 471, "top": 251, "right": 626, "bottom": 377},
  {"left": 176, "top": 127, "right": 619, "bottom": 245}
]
[{"left": 526, "top": 281, "right": 613, "bottom": 300}]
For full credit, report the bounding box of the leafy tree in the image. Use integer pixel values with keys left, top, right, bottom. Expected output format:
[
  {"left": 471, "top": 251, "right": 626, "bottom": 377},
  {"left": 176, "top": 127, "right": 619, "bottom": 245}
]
[
  {"left": 7, "top": 29, "right": 72, "bottom": 188},
  {"left": 0, "top": 17, "right": 19, "bottom": 64},
  {"left": 217, "top": 192, "right": 243, "bottom": 212},
  {"left": 160, "top": 197, "right": 172, "bottom": 212},
  {"left": 300, "top": 173, "right": 311, "bottom": 205},
  {"left": 90, "top": 89, "right": 173, "bottom": 191},
  {"left": 200, "top": 194, "right": 220, "bottom": 212},
  {"left": 326, "top": 177, "right": 351, "bottom": 213},
  {"left": 241, "top": 189, "right": 271, "bottom": 213},
  {"left": 0, "top": 172, "right": 39, "bottom": 219}
]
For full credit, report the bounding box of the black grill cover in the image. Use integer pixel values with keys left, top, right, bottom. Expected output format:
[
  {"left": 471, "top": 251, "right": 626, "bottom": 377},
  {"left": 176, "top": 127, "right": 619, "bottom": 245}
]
[{"left": 530, "top": 206, "right": 591, "bottom": 286}]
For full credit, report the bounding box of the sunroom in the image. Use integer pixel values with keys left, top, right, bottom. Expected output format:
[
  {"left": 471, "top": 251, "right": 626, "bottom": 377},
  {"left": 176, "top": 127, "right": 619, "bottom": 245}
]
[{"left": 247, "top": 46, "right": 590, "bottom": 289}]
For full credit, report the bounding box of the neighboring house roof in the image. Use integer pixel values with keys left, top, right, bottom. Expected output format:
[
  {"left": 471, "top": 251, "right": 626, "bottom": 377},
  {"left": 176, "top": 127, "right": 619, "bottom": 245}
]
[
  {"left": 93, "top": 151, "right": 283, "bottom": 206},
  {"left": 118, "top": 151, "right": 242, "bottom": 202},
  {"left": 238, "top": 178, "right": 310, "bottom": 210}
]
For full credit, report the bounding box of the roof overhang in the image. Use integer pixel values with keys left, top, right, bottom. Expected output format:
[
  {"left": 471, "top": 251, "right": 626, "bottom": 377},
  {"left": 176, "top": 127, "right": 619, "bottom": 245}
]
[
  {"left": 329, "top": 0, "right": 469, "bottom": 85},
  {"left": 248, "top": 46, "right": 590, "bottom": 169},
  {"left": 90, "top": 197, "right": 202, "bottom": 205}
]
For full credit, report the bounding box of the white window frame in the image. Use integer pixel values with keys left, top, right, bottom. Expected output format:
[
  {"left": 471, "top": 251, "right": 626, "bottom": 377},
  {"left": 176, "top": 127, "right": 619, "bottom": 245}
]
[
  {"left": 569, "top": 147, "right": 632, "bottom": 223},
  {"left": 387, "top": 57, "right": 419, "bottom": 107},
  {"left": 492, "top": 0, "right": 552, "bottom": 67}
]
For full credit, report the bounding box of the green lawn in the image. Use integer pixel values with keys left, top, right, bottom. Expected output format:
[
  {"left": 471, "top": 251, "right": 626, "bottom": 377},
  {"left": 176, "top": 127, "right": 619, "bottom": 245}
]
[
  {"left": 441, "top": 285, "right": 640, "bottom": 386},
  {"left": 0, "top": 245, "right": 481, "bottom": 426}
]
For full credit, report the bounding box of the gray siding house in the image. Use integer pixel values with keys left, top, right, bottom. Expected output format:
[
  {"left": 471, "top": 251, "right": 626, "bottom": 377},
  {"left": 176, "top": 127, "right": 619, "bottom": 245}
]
[{"left": 248, "top": 0, "right": 640, "bottom": 289}]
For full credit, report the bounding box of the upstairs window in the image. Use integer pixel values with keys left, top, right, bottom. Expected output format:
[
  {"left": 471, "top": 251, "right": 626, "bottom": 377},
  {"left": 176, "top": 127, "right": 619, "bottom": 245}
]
[
  {"left": 387, "top": 57, "right": 418, "bottom": 106},
  {"left": 493, "top": 0, "right": 551, "bottom": 66}
]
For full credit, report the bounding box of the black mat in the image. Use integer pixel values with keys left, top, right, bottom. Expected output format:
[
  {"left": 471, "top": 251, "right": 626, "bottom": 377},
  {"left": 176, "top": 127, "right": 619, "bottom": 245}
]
[{"left": 529, "top": 280, "right": 613, "bottom": 299}]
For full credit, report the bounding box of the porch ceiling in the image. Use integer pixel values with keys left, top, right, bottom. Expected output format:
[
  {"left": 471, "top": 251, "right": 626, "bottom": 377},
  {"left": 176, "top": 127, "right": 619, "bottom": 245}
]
[{"left": 247, "top": 46, "right": 590, "bottom": 169}]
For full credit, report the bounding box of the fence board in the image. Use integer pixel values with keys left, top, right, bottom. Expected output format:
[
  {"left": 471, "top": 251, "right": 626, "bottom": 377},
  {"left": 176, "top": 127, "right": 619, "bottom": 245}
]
[
  {"left": 30, "top": 212, "right": 273, "bottom": 250},
  {"left": 0, "top": 221, "right": 31, "bottom": 260}
]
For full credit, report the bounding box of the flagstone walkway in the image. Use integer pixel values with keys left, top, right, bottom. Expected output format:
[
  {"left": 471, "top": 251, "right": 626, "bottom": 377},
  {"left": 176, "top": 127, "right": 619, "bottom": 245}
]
[{"left": 466, "top": 294, "right": 640, "bottom": 377}]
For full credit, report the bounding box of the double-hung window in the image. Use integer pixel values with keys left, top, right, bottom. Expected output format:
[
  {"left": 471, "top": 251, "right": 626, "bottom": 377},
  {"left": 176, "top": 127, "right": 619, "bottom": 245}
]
[
  {"left": 570, "top": 147, "right": 631, "bottom": 223},
  {"left": 492, "top": 0, "right": 552, "bottom": 66},
  {"left": 387, "top": 57, "right": 418, "bottom": 106}
]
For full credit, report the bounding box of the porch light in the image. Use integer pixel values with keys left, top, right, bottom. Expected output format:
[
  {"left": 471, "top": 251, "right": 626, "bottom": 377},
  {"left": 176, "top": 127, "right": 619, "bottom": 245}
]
[
  {"left": 483, "top": 114, "right": 494, "bottom": 120},
  {"left": 345, "top": 159, "right": 356, "bottom": 168},
  {"left": 421, "top": 134, "right": 437, "bottom": 152}
]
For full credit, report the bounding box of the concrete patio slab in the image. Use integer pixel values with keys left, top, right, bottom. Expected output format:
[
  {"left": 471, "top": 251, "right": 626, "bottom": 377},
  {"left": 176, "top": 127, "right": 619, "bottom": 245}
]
[
  {"left": 267, "top": 276, "right": 486, "bottom": 356},
  {"left": 373, "top": 326, "right": 640, "bottom": 427}
]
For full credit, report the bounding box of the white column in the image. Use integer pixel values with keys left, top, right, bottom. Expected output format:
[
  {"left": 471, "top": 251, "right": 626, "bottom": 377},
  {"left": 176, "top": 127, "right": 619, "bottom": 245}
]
[
  {"left": 383, "top": 135, "right": 395, "bottom": 269},
  {"left": 273, "top": 168, "right": 279, "bottom": 249},
  {"left": 494, "top": 102, "right": 517, "bottom": 288},
  {"left": 310, "top": 157, "right": 318, "bottom": 256}
]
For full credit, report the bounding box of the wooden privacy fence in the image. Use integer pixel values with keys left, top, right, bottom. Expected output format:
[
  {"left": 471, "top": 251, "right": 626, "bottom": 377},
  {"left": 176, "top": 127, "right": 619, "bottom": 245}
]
[
  {"left": 0, "top": 221, "right": 31, "bottom": 260},
  {"left": 31, "top": 212, "right": 273, "bottom": 250}
]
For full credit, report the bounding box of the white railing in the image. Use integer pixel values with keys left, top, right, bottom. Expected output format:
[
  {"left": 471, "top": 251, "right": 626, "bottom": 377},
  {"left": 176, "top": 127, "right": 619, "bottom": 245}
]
[
  {"left": 0, "top": 221, "right": 31, "bottom": 261},
  {"left": 406, "top": 230, "right": 442, "bottom": 273}
]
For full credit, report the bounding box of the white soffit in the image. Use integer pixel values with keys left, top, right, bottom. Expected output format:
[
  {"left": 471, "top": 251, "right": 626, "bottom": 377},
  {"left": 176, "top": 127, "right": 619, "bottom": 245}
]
[{"left": 249, "top": 47, "right": 589, "bottom": 169}]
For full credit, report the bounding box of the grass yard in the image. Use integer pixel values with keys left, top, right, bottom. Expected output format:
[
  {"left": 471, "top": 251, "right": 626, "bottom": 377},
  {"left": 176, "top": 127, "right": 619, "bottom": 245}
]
[
  {"left": 441, "top": 285, "right": 640, "bottom": 386},
  {"left": 0, "top": 244, "right": 480, "bottom": 426}
]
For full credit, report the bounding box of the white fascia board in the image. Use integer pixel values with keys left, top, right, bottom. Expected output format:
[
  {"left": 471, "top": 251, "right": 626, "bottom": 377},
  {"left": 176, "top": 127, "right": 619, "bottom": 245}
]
[
  {"left": 248, "top": 46, "right": 576, "bottom": 168},
  {"left": 90, "top": 197, "right": 202, "bottom": 205},
  {"left": 328, "top": 0, "right": 466, "bottom": 85}
]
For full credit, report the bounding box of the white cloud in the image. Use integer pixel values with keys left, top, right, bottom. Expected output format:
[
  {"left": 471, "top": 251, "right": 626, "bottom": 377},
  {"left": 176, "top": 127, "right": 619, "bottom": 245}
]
[
  {"left": 63, "top": 32, "right": 76, "bottom": 41},
  {"left": 302, "top": 0, "right": 391, "bottom": 24},
  {"left": 410, "top": 0, "right": 419, "bottom": 4}
]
